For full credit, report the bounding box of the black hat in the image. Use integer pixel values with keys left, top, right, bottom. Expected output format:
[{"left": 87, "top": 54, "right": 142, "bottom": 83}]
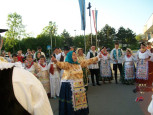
[
  {"left": 0, "top": 29, "right": 8, "bottom": 33},
  {"left": 63, "top": 46, "right": 70, "bottom": 51}
]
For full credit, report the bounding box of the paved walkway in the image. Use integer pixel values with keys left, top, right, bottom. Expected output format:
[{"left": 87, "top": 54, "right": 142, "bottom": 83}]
[
  {"left": 50, "top": 79, "right": 152, "bottom": 115},
  {"left": 49, "top": 51, "right": 153, "bottom": 115}
]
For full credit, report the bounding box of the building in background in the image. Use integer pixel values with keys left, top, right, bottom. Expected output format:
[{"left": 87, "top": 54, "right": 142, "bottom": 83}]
[{"left": 144, "top": 13, "right": 153, "bottom": 42}]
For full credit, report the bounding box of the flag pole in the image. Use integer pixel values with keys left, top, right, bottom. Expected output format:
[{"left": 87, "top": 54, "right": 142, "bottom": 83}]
[
  {"left": 90, "top": 11, "right": 92, "bottom": 45},
  {"left": 87, "top": 2, "right": 92, "bottom": 45},
  {"left": 84, "top": 30, "right": 86, "bottom": 54},
  {"left": 96, "top": 30, "right": 97, "bottom": 48},
  {"left": 95, "top": 8, "right": 97, "bottom": 48}
]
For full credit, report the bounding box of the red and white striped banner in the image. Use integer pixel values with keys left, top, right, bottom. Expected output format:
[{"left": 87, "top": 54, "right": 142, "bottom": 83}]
[{"left": 92, "top": 10, "right": 98, "bottom": 34}]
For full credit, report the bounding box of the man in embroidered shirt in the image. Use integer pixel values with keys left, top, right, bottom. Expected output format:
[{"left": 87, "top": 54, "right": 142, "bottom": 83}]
[
  {"left": 87, "top": 46, "right": 101, "bottom": 86},
  {"left": 110, "top": 42, "right": 124, "bottom": 84}
]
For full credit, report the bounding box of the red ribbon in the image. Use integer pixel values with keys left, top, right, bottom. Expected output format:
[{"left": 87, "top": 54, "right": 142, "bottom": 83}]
[{"left": 50, "top": 64, "right": 54, "bottom": 75}]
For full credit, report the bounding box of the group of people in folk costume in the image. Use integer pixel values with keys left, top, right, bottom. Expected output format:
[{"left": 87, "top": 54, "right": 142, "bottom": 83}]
[
  {"left": 1, "top": 35, "right": 153, "bottom": 115},
  {"left": 49, "top": 41, "right": 153, "bottom": 115},
  {"left": 24, "top": 46, "right": 67, "bottom": 99}
]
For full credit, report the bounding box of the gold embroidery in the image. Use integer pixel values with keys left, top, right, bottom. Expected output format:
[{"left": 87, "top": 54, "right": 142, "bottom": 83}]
[
  {"left": 72, "top": 81, "right": 88, "bottom": 111},
  {"left": 56, "top": 57, "right": 98, "bottom": 80}
]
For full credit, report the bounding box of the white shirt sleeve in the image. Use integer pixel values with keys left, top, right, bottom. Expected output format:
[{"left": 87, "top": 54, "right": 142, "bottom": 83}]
[
  {"left": 47, "top": 63, "right": 51, "bottom": 73},
  {"left": 148, "top": 50, "right": 152, "bottom": 57},
  {"left": 122, "top": 55, "right": 126, "bottom": 62},
  {"left": 135, "top": 50, "right": 139, "bottom": 60},
  {"left": 86, "top": 52, "right": 90, "bottom": 59},
  {"left": 110, "top": 49, "right": 114, "bottom": 61},
  {"left": 121, "top": 49, "right": 124, "bottom": 58}
]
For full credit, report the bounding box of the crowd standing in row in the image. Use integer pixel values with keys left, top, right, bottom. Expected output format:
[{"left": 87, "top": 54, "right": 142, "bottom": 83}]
[{"left": 1, "top": 42, "right": 153, "bottom": 115}]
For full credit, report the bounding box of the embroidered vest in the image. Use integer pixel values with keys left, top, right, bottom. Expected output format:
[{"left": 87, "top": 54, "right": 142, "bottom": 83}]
[
  {"left": 90, "top": 52, "right": 97, "bottom": 58},
  {"left": 53, "top": 54, "right": 56, "bottom": 58},
  {"left": 113, "top": 49, "right": 122, "bottom": 60}
]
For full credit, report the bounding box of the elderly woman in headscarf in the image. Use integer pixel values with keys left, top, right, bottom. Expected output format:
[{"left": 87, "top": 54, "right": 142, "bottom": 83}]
[
  {"left": 120, "top": 48, "right": 136, "bottom": 85},
  {"left": 76, "top": 48, "right": 89, "bottom": 91},
  {"left": 52, "top": 51, "right": 102, "bottom": 115}
]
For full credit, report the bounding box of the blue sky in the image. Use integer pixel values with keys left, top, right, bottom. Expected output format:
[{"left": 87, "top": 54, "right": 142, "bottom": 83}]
[{"left": 0, "top": 0, "right": 153, "bottom": 37}]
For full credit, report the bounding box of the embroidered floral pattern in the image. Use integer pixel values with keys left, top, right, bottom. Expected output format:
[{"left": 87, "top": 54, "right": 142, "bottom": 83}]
[
  {"left": 124, "top": 62, "right": 135, "bottom": 80},
  {"left": 70, "top": 81, "right": 88, "bottom": 111},
  {"left": 136, "top": 59, "right": 148, "bottom": 80},
  {"left": 113, "top": 49, "right": 122, "bottom": 60}
]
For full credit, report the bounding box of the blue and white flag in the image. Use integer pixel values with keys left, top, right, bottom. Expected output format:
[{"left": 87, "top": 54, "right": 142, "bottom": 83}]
[{"left": 78, "top": 0, "right": 86, "bottom": 30}]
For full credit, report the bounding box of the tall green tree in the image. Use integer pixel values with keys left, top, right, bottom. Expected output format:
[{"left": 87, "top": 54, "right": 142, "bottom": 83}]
[
  {"left": 116, "top": 27, "right": 126, "bottom": 47},
  {"left": 116, "top": 27, "right": 137, "bottom": 49},
  {"left": 4, "top": 12, "right": 26, "bottom": 52},
  {"left": 136, "top": 34, "right": 145, "bottom": 41},
  {"left": 73, "top": 35, "right": 84, "bottom": 49},
  {"left": 38, "top": 21, "right": 57, "bottom": 36},
  {"left": 61, "top": 29, "right": 70, "bottom": 38},
  {"left": 98, "top": 24, "right": 116, "bottom": 49},
  {"left": 125, "top": 28, "right": 136, "bottom": 47},
  {"left": 61, "top": 29, "right": 73, "bottom": 46}
]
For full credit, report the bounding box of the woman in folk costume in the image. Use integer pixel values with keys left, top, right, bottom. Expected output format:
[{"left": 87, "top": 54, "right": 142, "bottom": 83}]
[
  {"left": 76, "top": 48, "right": 89, "bottom": 91},
  {"left": 99, "top": 46, "right": 113, "bottom": 83},
  {"left": 25, "top": 55, "right": 40, "bottom": 77},
  {"left": 0, "top": 57, "right": 53, "bottom": 115},
  {"left": 120, "top": 48, "right": 135, "bottom": 85},
  {"left": 48, "top": 57, "right": 60, "bottom": 98},
  {"left": 147, "top": 42, "right": 153, "bottom": 53},
  {"left": 147, "top": 42, "right": 153, "bottom": 85},
  {"left": 136, "top": 42, "right": 153, "bottom": 86},
  {"left": 34, "top": 52, "right": 41, "bottom": 62},
  {"left": 37, "top": 55, "right": 50, "bottom": 96},
  {"left": 52, "top": 51, "right": 102, "bottom": 115}
]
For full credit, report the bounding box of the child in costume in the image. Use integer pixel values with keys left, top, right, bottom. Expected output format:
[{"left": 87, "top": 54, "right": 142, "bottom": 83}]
[
  {"left": 37, "top": 55, "right": 50, "bottom": 96},
  {"left": 121, "top": 48, "right": 135, "bottom": 85},
  {"left": 48, "top": 57, "right": 60, "bottom": 98}
]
